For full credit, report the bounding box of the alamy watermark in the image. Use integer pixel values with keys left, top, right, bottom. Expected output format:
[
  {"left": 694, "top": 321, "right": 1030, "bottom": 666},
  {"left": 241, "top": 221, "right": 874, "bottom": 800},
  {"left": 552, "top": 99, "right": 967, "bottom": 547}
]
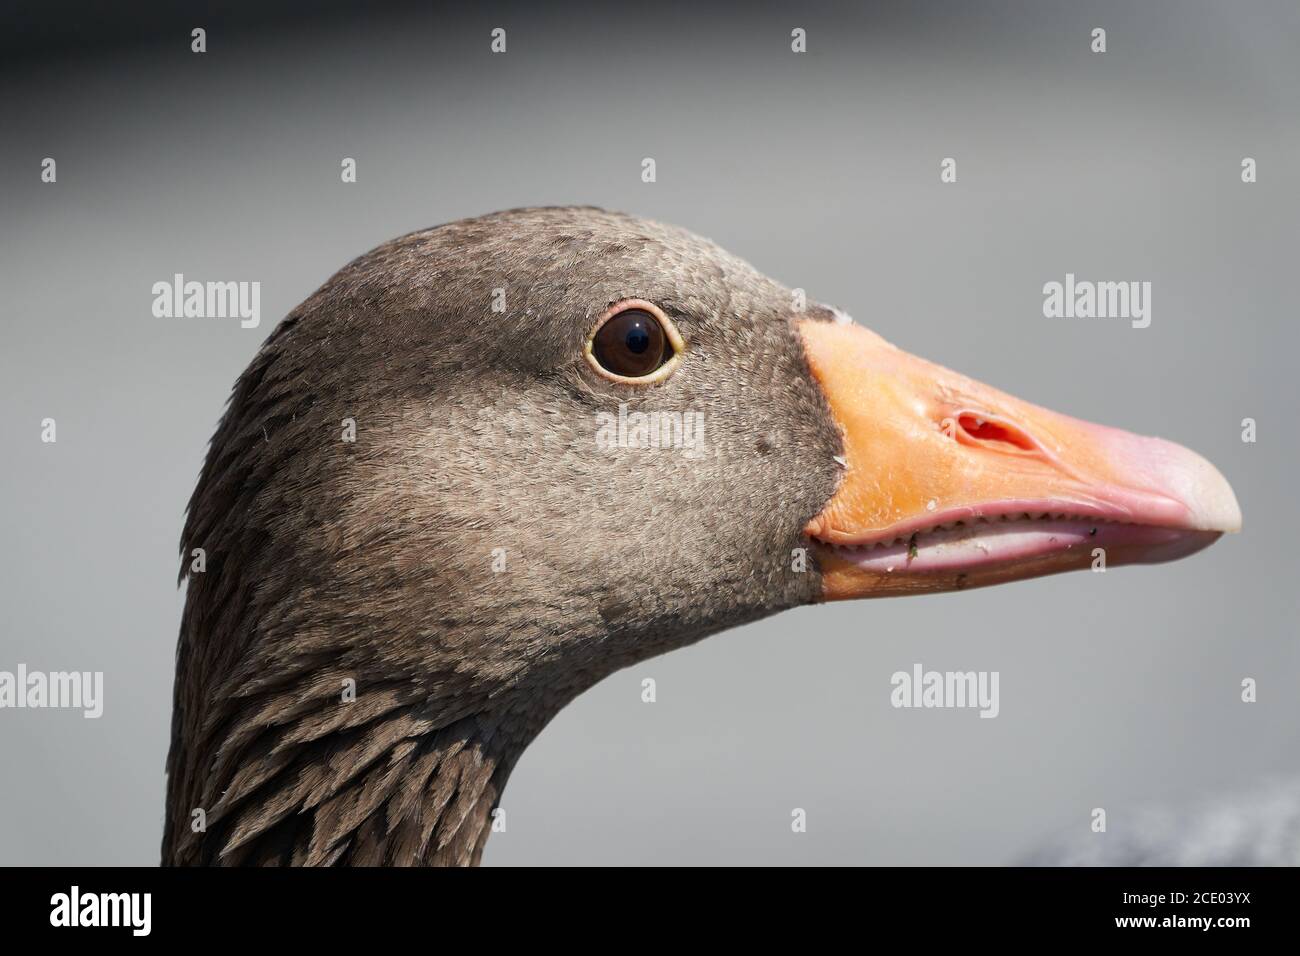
[
  {"left": 0, "top": 664, "right": 103, "bottom": 718},
  {"left": 152, "top": 273, "right": 260, "bottom": 328},
  {"left": 890, "top": 663, "right": 999, "bottom": 718},
  {"left": 50, "top": 886, "right": 150, "bottom": 936},
  {"left": 595, "top": 403, "right": 705, "bottom": 457},
  {"left": 1043, "top": 273, "right": 1151, "bottom": 328}
]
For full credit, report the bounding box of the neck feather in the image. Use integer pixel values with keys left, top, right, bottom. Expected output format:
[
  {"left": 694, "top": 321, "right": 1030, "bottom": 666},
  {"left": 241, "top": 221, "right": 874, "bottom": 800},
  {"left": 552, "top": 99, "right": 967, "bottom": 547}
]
[
  {"left": 164, "top": 692, "right": 516, "bottom": 866},
  {"left": 162, "top": 336, "right": 527, "bottom": 866}
]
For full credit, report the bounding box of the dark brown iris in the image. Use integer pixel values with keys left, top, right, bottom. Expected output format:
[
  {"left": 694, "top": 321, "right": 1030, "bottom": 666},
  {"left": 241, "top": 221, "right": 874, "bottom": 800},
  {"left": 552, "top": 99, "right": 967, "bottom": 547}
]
[{"left": 591, "top": 309, "right": 672, "bottom": 378}]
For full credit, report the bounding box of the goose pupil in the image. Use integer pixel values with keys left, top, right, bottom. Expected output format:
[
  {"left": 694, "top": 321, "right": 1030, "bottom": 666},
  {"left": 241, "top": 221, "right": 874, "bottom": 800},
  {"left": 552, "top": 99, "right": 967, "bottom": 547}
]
[{"left": 625, "top": 322, "right": 651, "bottom": 354}]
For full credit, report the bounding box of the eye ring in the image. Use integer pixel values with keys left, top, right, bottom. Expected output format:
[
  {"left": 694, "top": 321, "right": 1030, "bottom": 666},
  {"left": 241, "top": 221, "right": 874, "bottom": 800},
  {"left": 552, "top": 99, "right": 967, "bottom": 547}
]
[{"left": 583, "top": 299, "right": 685, "bottom": 384}]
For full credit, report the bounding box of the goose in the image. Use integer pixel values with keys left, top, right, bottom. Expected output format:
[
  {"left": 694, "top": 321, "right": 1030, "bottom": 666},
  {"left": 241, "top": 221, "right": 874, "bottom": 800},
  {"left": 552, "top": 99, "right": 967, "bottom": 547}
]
[{"left": 162, "top": 206, "right": 1242, "bottom": 866}]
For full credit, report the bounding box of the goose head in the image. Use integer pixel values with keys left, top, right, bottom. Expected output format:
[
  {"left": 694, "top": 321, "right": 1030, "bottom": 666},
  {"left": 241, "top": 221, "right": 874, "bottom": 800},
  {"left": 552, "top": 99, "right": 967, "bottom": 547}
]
[{"left": 164, "top": 206, "right": 1240, "bottom": 865}]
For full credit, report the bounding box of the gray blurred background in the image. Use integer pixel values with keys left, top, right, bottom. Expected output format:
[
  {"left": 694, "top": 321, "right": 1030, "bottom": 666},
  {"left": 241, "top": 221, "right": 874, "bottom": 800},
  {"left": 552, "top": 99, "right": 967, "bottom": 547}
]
[{"left": 1, "top": 0, "right": 1297, "bottom": 865}]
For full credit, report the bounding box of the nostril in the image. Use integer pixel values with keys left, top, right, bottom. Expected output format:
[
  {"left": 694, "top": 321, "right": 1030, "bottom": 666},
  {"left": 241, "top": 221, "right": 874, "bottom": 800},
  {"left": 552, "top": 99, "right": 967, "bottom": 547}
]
[{"left": 954, "top": 413, "right": 1039, "bottom": 453}]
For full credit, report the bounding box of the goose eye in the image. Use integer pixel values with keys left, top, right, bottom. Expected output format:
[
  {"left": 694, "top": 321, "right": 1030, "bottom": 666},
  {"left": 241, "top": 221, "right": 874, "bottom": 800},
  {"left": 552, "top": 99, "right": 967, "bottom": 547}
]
[{"left": 586, "top": 301, "right": 682, "bottom": 383}]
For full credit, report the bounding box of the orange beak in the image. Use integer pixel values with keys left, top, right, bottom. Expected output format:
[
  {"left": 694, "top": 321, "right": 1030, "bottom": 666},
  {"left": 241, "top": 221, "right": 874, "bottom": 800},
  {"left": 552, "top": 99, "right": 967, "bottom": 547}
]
[{"left": 800, "top": 317, "right": 1242, "bottom": 599}]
